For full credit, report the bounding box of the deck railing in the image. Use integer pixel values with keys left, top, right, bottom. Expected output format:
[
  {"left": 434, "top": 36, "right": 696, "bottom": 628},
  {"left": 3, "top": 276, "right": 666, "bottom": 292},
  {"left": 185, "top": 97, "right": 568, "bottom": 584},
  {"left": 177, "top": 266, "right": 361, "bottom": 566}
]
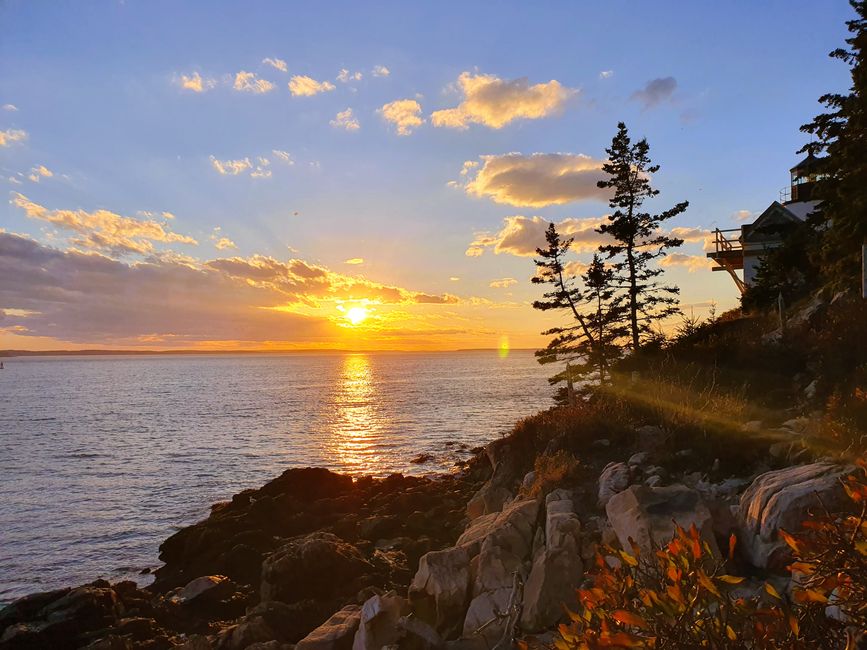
[{"left": 711, "top": 228, "right": 742, "bottom": 254}]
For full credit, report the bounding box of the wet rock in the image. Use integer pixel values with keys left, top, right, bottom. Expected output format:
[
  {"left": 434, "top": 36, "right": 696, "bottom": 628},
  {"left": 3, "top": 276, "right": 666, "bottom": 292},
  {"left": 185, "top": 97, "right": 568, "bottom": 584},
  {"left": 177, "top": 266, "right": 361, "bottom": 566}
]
[
  {"left": 352, "top": 591, "right": 409, "bottom": 650},
  {"left": 606, "top": 485, "right": 719, "bottom": 557},
  {"left": 738, "top": 462, "right": 853, "bottom": 569},
  {"left": 408, "top": 547, "right": 471, "bottom": 639},
  {"left": 411, "top": 454, "right": 434, "bottom": 465},
  {"left": 597, "top": 462, "right": 630, "bottom": 508},
  {"left": 295, "top": 605, "right": 361, "bottom": 650},
  {"left": 260, "top": 532, "right": 374, "bottom": 603},
  {"left": 172, "top": 575, "right": 229, "bottom": 605}
]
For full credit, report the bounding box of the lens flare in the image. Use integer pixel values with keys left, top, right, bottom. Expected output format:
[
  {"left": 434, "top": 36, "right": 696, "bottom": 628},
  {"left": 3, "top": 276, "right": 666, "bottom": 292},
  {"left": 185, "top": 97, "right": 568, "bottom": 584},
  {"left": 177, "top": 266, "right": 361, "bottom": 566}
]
[
  {"left": 498, "top": 335, "right": 510, "bottom": 359},
  {"left": 345, "top": 306, "right": 369, "bottom": 325}
]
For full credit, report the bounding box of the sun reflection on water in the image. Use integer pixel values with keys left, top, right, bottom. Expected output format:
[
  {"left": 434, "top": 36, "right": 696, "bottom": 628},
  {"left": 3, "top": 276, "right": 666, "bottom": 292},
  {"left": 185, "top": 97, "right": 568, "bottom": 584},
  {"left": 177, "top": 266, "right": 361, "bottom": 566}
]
[{"left": 328, "top": 354, "right": 385, "bottom": 473}]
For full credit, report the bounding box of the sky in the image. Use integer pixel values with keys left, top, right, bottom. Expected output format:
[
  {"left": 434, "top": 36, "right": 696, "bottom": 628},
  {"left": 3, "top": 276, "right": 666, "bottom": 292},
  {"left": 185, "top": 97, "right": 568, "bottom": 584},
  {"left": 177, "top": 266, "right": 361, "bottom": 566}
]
[{"left": 0, "top": 0, "right": 855, "bottom": 351}]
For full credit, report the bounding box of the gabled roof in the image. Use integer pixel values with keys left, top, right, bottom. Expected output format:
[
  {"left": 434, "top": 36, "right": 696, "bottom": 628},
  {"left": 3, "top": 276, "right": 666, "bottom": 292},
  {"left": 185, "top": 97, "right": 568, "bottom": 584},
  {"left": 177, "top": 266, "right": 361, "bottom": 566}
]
[
  {"left": 742, "top": 201, "right": 803, "bottom": 243},
  {"left": 790, "top": 153, "right": 817, "bottom": 173}
]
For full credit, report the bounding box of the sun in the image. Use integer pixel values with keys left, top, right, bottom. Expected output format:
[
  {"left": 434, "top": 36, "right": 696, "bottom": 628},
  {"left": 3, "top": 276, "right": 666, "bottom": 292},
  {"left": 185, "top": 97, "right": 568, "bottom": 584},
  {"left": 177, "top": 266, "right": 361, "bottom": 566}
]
[{"left": 345, "top": 306, "right": 369, "bottom": 326}]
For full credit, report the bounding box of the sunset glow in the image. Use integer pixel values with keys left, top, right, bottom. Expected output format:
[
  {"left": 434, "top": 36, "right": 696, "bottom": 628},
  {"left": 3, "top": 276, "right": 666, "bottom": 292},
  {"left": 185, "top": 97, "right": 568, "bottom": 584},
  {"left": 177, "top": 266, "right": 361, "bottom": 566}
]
[{"left": 0, "top": 2, "right": 850, "bottom": 352}]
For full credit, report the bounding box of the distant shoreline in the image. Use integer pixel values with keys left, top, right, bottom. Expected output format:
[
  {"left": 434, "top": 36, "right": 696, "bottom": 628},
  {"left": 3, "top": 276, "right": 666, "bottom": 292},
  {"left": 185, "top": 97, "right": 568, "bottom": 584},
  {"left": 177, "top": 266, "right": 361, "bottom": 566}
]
[{"left": 0, "top": 347, "right": 538, "bottom": 358}]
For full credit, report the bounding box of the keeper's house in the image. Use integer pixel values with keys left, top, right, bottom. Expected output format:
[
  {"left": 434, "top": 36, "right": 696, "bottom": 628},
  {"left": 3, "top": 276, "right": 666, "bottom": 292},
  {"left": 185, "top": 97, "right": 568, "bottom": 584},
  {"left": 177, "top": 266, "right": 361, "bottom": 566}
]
[{"left": 707, "top": 155, "right": 822, "bottom": 294}]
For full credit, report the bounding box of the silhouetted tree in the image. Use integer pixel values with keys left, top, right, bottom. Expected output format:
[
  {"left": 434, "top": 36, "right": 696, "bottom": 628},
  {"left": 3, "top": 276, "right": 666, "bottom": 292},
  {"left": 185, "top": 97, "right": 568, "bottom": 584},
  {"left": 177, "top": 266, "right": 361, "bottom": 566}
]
[
  {"left": 533, "top": 226, "right": 625, "bottom": 398},
  {"left": 800, "top": 0, "right": 867, "bottom": 288},
  {"left": 596, "top": 122, "right": 688, "bottom": 349}
]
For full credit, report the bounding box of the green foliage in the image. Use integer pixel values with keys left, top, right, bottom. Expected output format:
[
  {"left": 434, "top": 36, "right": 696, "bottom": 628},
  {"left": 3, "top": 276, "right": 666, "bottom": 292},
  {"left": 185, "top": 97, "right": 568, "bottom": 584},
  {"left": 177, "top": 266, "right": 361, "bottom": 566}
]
[
  {"left": 596, "top": 122, "right": 688, "bottom": 350},
  {"left": 799, "top": 1, "right": 867, "bottom": 288}
]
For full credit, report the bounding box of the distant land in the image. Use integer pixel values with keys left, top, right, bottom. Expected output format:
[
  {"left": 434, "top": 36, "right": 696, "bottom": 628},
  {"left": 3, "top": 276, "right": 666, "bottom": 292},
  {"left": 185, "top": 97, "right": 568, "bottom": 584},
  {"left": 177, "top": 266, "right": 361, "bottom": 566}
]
[{"left": 0, "top": 348, "right": 533, "bottom": 358}]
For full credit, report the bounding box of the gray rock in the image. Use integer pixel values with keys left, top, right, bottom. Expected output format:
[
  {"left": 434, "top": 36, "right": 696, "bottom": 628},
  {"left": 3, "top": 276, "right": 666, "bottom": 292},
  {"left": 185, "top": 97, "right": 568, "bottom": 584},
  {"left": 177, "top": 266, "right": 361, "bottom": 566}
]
[
  {"left": 409, "top": 547, "right": 471, "bottom": 640},
  {"left": 352, "top": 592, "right": 409, "bottom": 650},
  {"left": 597, "top": 462, "right": 630, "bottom": 508},
  {"left": 738, "top": 462, "right": 853, "bottom": 569},
  {"left": 172, "top": 575, "right": 228, "bottom": 605},
  {"left": 627, "top": 452, "right": 650, "bottom": 467},
  {"left": 295, "top": 605, "right": 361, "bottom": 650},
  {"left": 606, "top": 484, "right": 720, "bottom": 557}
]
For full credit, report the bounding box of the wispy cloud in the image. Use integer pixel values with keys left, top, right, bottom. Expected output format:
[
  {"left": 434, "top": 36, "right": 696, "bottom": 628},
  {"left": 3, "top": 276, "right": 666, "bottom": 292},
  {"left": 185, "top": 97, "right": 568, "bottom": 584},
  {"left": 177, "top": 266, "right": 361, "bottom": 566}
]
[
  {"left": 599, "top": 70, "right": 614, "bottom": 79},
  {"left": 379, "top": 99, "right": 424, "bottom": 136},
  {"left": 262, "top": 57, "right": 288, "bottom": 72},
  {"left": 2, "top": 104, "right": 18, "bottom": 112},
  {"left": 0, "top": 129, "right": 28, "bottom": 147},
  {"left": 271, "top": 150, "right": 294, "bottom": 165},
  {"left": 330, "top": 108, "right": 360, "bottom": 131},
  {"left": 233, "top": 71, "right": 275, "bottom": 94},
  {"left": 372, "top": 65, "right": 390, "bottom": 77},
  {"left": 11, "top": 193, "right": 197, "bottom": 256},
  {"left": 631, "top": 76, "right": 677, "bottom": 109},
  {"left": 431, "top": 71, "right": 575, "bottom": 130},
  {"left": 344, "top": 258, "right": 364, "bottom": 265},
  {"left": 489, "top": 277, "right": 517, "bottom": 288},
  {"left": 659, "top": 253, "right": 714, "bottom": 272},
  {"left": 27, "top": 165, "right": 53, "bottom": 183},
  {"left": 210, "top": 156, "right": 253, "bottom": 176},
  {"left": 337, "top": 68, "right": 363, "bottom": 83},
  {"left": 288, "top": 75, "right": 335, "bottom": 96}
]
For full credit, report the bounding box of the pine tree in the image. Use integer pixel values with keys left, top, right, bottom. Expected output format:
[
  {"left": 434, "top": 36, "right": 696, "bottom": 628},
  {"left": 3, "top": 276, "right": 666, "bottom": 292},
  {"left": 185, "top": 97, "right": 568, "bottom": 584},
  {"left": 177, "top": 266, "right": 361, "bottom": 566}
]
[
  {"left": 799, "top": 1, "right": 867, "bottom": 287},
  {"left": 596, "top": 122, "right": 688, "bottom": 349},
  {"left": 532, "top": 225, "right": 624, "bottom": 397}
]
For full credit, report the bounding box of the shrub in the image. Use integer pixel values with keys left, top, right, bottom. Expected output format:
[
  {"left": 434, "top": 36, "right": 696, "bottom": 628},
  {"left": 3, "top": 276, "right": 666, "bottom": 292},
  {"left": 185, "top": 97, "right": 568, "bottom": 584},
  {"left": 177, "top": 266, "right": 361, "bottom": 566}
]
[{"left": 522, "top": 450, "right": 580, "bottom": 498}]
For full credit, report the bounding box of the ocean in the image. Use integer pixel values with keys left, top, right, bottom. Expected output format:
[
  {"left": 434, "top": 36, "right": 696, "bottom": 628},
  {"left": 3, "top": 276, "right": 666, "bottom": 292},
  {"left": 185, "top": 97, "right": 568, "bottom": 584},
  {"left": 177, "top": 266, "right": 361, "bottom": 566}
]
[{"left": 0, "top": 351, "right": 553, "bottom": 602}]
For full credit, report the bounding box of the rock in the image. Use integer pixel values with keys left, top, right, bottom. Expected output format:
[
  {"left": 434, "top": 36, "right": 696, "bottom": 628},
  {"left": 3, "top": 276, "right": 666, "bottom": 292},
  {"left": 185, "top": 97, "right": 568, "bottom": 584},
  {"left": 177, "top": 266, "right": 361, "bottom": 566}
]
[
  {"left": 398, "top": 615, "right": 442, "bottom": 649},
  {"left": 780, "top": 417, "right": 812, "bottom": 435},
  {"left": 521, "top": 471, "right": 536, "bottom": 492},
  {"left": 788, "top": 292, "right": 826, "bottom": 328},
  {"left": 411, "top": 454, "right": 434, "bottom": 464},
  {"left": 597, "top": 462, "right": 630, "bottom": 508},
  {"left": 260, "top": 532, "right": 373, "bottom": 603},
  {"left": 804, "top": 380, "right": 819, "bottom": 400},
  {"left": 606, "top": 485, "right": 720, "bottom": 557},
  {"left": 465, "top": 481, "right": 512, "bottom": 520},
  {"left": 742, "top": 421, "right": 763, "bottom": 433},
  {"left": 645, "top": 475, "right": 663, "bottom": 488},
  {"left": 738, "top": 462, "right": 853, "bottom": 569},
  {"left": 675, "top": 449, "right": 693, "bottom": 459},
  {"left": 591, "top": 438, "right": 610, "bottom": 448},
  {"left": 457, "top": 498, "right": 540, "bottom": 559},
  {"left": 627, "top": 452, "right": 649, "bottom": 468},
  {"left": 295, "top": 605, "right": 362, "bottom": 650},
  {"left": 172, "top": 575, "right": 229, "bottom": 604},
  {"left": 462, "top": 587, "right": 513, "bottom": 644},
  {"left": 352, "top": 592, "right": 409, "bottom": 650},
  {"left": 409, "top": 547, "right": 471, "bottom": 639},
  {"left": 521, "top": 497, "right": 583, "bottom": 632}
]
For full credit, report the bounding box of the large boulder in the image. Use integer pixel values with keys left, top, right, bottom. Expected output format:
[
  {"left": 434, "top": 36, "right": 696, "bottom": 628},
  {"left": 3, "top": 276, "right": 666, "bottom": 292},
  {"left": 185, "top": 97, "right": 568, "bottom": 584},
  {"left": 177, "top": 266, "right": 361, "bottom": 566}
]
[
  {"left": 738, "top": 462, "right": 853, "bottom": 569},
  {"left": 352, "top": 592, "right": 409, "bottom": 650},
  {"left": 408, "top": 547, "right": 471, "bottom": 639},
  {"left": 465, "top": 438, "right": 522, "bottom": 520},
  {"left": 456, "top": 498, "right": 540, "bottom": 559},
  {"left": 521, "top": 492, "right": 583, "bottom": 632},
  {"left": 606, "top": 485, "right": 719, "bottom": 557},
  {"left": 295, "top": 606, "right": 361, "bottom": 650},
  {"left": 260, "top": 532, "right": 373, "bottom": 603},
  {"left": 597, "top": 462, "right": 630, "bottom": 508}
]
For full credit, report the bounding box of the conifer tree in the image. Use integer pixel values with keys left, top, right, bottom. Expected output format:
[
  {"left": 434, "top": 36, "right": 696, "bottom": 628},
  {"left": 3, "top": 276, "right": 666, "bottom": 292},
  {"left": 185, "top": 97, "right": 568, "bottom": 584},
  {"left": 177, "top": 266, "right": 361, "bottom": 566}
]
[
  {"left": 799, "top": 1, "right": 866, "bottom": 287},
  {"left": 596, "top": 122, "right": 688, "bottom": 349},
  {"left": 532, "top": 225, "right": 624, "bottom": 395}
]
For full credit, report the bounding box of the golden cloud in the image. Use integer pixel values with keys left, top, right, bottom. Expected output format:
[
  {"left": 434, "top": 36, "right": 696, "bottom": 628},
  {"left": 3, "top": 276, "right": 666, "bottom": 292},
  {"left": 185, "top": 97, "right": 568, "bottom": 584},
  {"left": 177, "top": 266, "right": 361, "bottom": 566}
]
[
  {"left": 431, "top": 72, "right": 575, "bottom": 130},
  {"left": 262, "top": 57, "right": 288, "bottom": 72},
  {"left": 233, "top": 71, "right": 275, "bottom": 94},
  {"left": 489, "top": 277, "right": 517, "bottom": 288},
  {"left": 659, "top": 253, "right": 715, "bottom": 272},
  {"left": 459, "top": 153, "right": 609, "bottom": 207},
  {"left": 467, "top": 215, "right": 609, "bottom": 258},
  {"left": 379, "top": 99, "right": 424, "bottom": 136},
  {"left": 330, "top": 108, "right": 360, "bottom": 131},
  {"left": 210, "top": 156, "right": 253, "bottom": 176},
  {"left": 176, "top": 72, "right": 216, "bottom": 93},
  {"left": 11, "top": 193, "right": 197, "bottom": 256},
  {"left": 289, "top": 75, "right": 335, "bottom": 96}
]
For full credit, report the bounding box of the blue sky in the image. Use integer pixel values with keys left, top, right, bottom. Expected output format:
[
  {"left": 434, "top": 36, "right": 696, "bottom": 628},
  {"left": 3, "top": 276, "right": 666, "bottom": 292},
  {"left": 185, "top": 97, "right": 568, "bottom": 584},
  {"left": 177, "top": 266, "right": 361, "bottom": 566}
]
[{"left": 0, "top": 1, "right": 855, "bottom": 349}]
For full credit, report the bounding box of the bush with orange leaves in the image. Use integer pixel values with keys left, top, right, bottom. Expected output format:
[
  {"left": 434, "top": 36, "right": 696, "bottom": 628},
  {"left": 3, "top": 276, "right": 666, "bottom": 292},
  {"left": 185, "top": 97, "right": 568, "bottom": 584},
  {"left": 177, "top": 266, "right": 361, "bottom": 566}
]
[{"left": 554, "top": 524, "right": 836, "bottom": 649}]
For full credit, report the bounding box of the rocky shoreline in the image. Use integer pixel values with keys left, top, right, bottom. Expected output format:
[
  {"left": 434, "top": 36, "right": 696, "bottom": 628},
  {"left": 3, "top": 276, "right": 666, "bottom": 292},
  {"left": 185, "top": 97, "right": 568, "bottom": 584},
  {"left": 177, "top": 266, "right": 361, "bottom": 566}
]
[{"left": 0, "top": 407, "right": 855, "bottom": 650}]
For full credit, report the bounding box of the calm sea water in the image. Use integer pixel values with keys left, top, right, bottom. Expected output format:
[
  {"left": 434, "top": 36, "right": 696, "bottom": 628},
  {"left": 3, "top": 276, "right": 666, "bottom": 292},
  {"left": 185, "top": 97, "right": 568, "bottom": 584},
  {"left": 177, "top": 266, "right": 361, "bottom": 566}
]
[{"left": 0, "top": 351, "right": 552, "bottom": 602}]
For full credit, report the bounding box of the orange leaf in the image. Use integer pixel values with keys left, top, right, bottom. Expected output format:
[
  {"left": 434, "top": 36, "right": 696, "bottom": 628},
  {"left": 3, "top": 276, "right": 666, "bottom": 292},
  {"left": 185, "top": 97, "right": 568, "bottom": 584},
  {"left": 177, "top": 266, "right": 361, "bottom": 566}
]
[
  {"left": 764, "top": 582, "right": 782, "bottom": 600},
  {"left": 611, "top": 610, "right": 648, "bottom": 630},
  {"left": 778, "top": 529, "right": 801, "bottom": 553},
  {"left": 728, "top": 533, "right": 737, "bottom": 560},
  {"left": 718, "top": 574, "right": 746, "bottom": 584},
  {"left": 698, "top": 570, "right": 721, "bottom": 598},
  {"left": 788, "top": 614, "right": 800, "bottom": 638}
]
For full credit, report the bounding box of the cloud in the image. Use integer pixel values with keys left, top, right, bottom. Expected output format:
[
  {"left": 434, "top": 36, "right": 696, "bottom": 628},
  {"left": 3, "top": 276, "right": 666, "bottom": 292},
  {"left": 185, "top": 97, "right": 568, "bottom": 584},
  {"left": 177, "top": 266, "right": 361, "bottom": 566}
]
[
  {"left": 233, "top": 71, "right": 275, "bottom": 94},
  {"left": 11, "top": 193, "right": 197, "bottom": 256},
  {"left": 449, "top": 276, "right": 460, "bottom": 282},
  {"left": 669, "top": 226, "right": 710, "bottom": 243},
  {"left": 214, "top": 237, "right": 237, "bottom": 250},
  {"left": 599, "top": 70, "right": 614, "bottom": 80},
  {"left": 458, "top": 153, "right": 609, "bottom": 207},
  {"left": 272, "top": 150, "right": 294, "bottom": 165},
  {"left": 210, "top": 156, "right": 252, "bottom": 176},
  {"left": 262, "top": 57, "right": 288, "bottom": 72},
  {"left": 466, "top": 215, "right": 609, "bottom": 257},
  {"left": 337, "top": 69, "right": 362, "bottom": 83},
  {"left": 379, "top": 99, "right": 424, "bottom": 136},
  {"left": 630, "top": 76, "right": 677, "bottom": 109},
  {"left": 2, "top": 104, "right": 18, "bottom": 111},
  {"left": 330, "top": 108, "right": 360, "bottom": 131},
  {"left": 176, "top": 71, "right": 216, "bottom": 93},
  {"left": 658, "top": 253, "right": 714, "bottom": 272},
  {"left": 0, "top": 129, "right": 28, "bottom": 147},
  {"left": 344, "top": 258, "right": 364, "bottom": 265},
  {"left": 372, "top": 65, "right": 390, "bottom": 77},
  {"left": 733, "top": 209, "right": 753, "bottom": 222},
  {"left": 431, "top": 71, "right": 575, "bottom": 130},
  {"left": 27, "top": 165, "right": 53, "bottom": 183},
  {"left": 288, "top": 75, "right": 335, "bottom": 96},
  {"left": 489, "top": 277, "right": 517, "bottom": 288}
]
